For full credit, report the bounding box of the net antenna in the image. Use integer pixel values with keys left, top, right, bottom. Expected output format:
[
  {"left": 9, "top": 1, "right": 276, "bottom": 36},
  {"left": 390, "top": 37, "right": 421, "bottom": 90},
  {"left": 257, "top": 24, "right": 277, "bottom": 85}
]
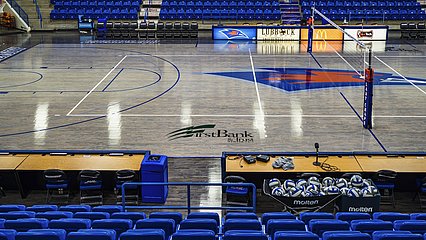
[{"left": 309, "top": 7, "right": 374, "bottom": 129}]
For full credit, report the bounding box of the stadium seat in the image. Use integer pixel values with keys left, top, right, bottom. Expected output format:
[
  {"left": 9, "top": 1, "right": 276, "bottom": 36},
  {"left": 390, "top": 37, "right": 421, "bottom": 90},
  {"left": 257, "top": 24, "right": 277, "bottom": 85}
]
[
  {"left": 149, "top": 212, "right": 182, "bottom": 224},
  {"left": 179, "top": 219, "right": 218, "bottom": 234},
  {"left": 372, "top": 231, "right": 423, "bottom": 240},
  {"left": 35, "top": 211, "right": 73, "bottom": 220},
  {"left": 119, "top": 229, "right": 166, "bottom": 240},
  {"left": 0, "top": 229, "right": 17, "bottom": 240},
  {"left": 266, "top": 219, "right": 306, "bottom": 236},
  {"left": 92, "top": 205, "right": 123, "bottom": 214},
  {"left": 73, "top": 211, "right": 110, "bottom": 221},
  {"left": 299, "top": 212, "right": 334, "bottom": 224},
  {"left": 49, "top": 218, "right": 91, "bottom": 233},
  {"left": 351, "top": 220, "right": 394, "bottom": 235},
  {"left": 16, "top": 229, "right": 67, "bottom": 240},
  {"left": 59, "top": 205, "right": 91, "bottom": 213},
  {"left": 394, "top": 220, "right": 426, "bottom": 234},
  {"left": 172, "top": 230, "right": 216, "bottom": 240},
  {"left": 4, "top": 218, "right": 49, "bottom": 232},
  {"left": 135, "top": 219, "right": 175, "bottom": 239},
  {"left": 308, "top": 220, "right": 350, "bottom": 237},
  {"left": 223, "top": 219, "right": 262, "bottom": 232},
  {"left": 261, "top": 212, "right": 297, "bottom": 225},
  {"left": 373, "top": 212, "right": 411, "bottom": 222},
  {"left": 0, "top": 211, "right": 35, "bottom": 220},
  {"left": 322, "top": 230, "right": 371, "bottom": 240},
  {"left": 0, "top": 205, "right": 25, "bottom": 213},
  {"left": 274, "top": 231, "right": 319, "bottom": 240},
  {"left": 111, "top": 212, "right": 146, "bottom": 225},
  {"left": 224, "top": 176, "right": 250, "bottom": 207},
  {"left": 411, "top": 213, "right": 426, "bottom": 220},
  {"left": 223, "top": 230, "right": 268, "bottom": 240},
  {"left": 335, "top": 212, "right": 371, "bottom": 223},
  {"left": 92, "top": 219, "right": 133, "bottom": 236},
  {"left": 68, "top": 229, "right": 116, "bottom": 240},
  {"left": 27, "top": 205, "right": 58, "bottom": 212},
  {"left": 43, "top": 169, "right": 70, "bottom": 204},
  {"left": 187, "top": 212, "right": 220, "bottom": 225}
]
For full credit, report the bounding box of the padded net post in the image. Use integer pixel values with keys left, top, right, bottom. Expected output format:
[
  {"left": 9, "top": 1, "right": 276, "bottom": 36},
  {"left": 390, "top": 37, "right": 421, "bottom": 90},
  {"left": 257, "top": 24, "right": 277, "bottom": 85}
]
[{"left": 362, "top": 49, "right": 374, "bottom": 129}]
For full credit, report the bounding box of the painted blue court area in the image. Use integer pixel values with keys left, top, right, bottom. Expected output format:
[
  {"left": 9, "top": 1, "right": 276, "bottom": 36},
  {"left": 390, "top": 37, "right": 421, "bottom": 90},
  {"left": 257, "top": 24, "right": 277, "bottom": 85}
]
[{"left": 0, "top": 41, "right": 425, "bottom": 156}]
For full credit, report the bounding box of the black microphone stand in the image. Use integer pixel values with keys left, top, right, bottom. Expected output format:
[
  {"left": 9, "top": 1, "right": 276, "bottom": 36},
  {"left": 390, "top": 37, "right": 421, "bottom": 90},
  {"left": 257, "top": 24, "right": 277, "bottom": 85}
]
[{"left": 313, "top": 142, "right": 321, "bottom": 166}]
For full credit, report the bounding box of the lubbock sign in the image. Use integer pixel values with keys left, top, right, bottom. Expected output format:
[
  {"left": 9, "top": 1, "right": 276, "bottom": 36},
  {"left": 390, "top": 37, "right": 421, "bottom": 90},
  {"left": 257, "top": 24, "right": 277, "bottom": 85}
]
[{"left": 257, "top": 27, "right": 300, "bottom": 40}]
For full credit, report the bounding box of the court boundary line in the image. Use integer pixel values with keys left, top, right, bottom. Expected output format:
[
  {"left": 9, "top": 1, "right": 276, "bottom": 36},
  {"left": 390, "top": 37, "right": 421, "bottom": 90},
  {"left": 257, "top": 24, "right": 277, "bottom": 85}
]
[
  {"left": 374, "top": 55, "right": 426, "bottom": 95},
  {"left": 65, "top": 114, "right": 426, "bottom": 118},
  {"left": 248, "top": 49, "right": 264, "bottom": 114},
  {"left": 66, "top": 55, "right": 128, "bottom": 116}
]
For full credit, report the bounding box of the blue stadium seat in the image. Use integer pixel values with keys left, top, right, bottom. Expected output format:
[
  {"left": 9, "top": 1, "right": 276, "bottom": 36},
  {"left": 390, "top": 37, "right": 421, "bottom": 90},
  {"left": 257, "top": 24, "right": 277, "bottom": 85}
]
[
  {"left": 49, "top": 218, "right": 91, "bottom": 233},
  {"left": 135, "top": 219, "right": 175, "bottom": 239},
  {"left": 150, "top": 212, "right": 182, "bottom": 225},
  {"left": 0, "top": 205, "right": 25, "bottom": 213},
  {"left": 351, "top": 220, "right": 394, "bottom": 235},
  {"left": 266, "top": 219, "right": 306, "bottom": 236},
  {"left": 335, "top": 212, "right": 371, "bottom": 223},
  {"left": 308, "top": 220, "right": 350, "bottom": 238},
  {"left": 394, "top": 220, "right": 426, "bottom": 234},
  {"left": 73, "top": 211, "right": 110, "bottom": 221},
  {"left": 299, "top": 212, "right": 334, "bottom": 225},
  {"left": 274, "top": 231, "right": 319, "bottom": 240},
  {"left": 223, "top": 219, "right": 262, "bottom": 232},
  {"left": 172, "top": 230, "right": 216, "bottom": 240},
  {"left": 179, "top": 219, "right": 218, "bottom": 234},
  {"left": 111, "top": 212, "right": 146, "bottom": 225},
  {"left": 0, "top": 211, "right": 35, "bottom": 220},
  {"left": 27, "top": 205, "right": 58, "bottom": 212},
  {"left": 411, "top": 213, "right": 426, "bottom": 220},
  {"left": 372, "top": 231, "right": 423, "bottom": 240},
  {"left": 4, "top": 218, "right": 49, "bottom": 232},
  {"left": 223, "top": 230, "right": 267, "bottom": 240},
  {"left": 120, "top": 229, "right": 165, "bottom": 240},
  {"left": 0, "top": 229, "right": 17, "bottom": 240},
  {"left": 373, "top": 212, "right": 411, "bottom": 222},
  {"left": 59, "top": 205, "right": 91, "bottom": 213},
  {"left": 93, "top": 205, "right": 123, "bottom": 215},
  {"left": 92, "top": 219, "right": 133, "bottom": 236},
  {"left": 35, "top": 211, "right": 73, "bottom": 220},
  {"left": 225, "top": 212, "right": 258, "bottom": 221},
  {"left": 322, "top": 230, "right": 371, "bottom": 240},
  {"left": 187, "top": 212, "right": 220, "bottom": 226},
  {"left": 68, "top": 229, "right": 116, "bottom": 240},
  {"left": 16, "top": 229, "right": 66, "bottom": 240}
]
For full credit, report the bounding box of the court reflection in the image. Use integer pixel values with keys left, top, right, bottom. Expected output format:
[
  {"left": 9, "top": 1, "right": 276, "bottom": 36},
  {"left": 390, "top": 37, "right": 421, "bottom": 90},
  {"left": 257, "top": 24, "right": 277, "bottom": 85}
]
[
  {"left": 34, "top": 103, "right": 49, "bottom": 146},
  {"left": 107, "top": 103, "right": 122, "bottom": 146}
]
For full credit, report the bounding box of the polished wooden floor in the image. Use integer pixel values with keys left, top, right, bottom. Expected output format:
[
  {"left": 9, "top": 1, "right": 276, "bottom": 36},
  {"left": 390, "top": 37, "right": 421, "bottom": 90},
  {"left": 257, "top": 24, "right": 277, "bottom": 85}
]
[{"left": 0, "top": 33, "right": 425, "bottom": 156}]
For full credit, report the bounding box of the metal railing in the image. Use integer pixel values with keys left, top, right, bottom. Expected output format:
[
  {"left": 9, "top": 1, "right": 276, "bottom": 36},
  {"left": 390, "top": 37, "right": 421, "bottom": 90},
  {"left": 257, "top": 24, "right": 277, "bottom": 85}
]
[
  {"left": 6, "top": 0, "right": 29, "bottom": 25},
  {"left": 121, "top": 182, "right": 257, "bottom": 213},
  {"left": 33, "top": 0, "right": 42, "bottom": 28}
]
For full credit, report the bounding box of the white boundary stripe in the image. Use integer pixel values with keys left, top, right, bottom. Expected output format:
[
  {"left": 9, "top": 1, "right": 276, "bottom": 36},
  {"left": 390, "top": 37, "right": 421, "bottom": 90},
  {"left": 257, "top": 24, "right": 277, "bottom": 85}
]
[
  {"left": 374, "top": 56, "right": 426, "bottom": 95},
  {"left": 248, "top": 49, "right": 264, "bottom": 114},
  {"left": 65, "top": 114, "right": 426, "bottom": 118},
  {"left": 66, "top": 55, "right": 128, "bottom": 116}
]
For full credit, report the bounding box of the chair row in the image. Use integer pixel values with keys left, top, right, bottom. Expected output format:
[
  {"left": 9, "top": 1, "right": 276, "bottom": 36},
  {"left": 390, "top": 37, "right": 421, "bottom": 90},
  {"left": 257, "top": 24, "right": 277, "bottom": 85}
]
[
  {"left": 301, "top": 0, "right": 421, "bottom": 9},
  {"left": 161, "top": 0, "right": 280, "bottom": 8},
  {"left": 401, "top": 22, "right": 426, "bottom": 39},
  {"left": 159, "top": 8, "right": 281, "bottom": 20},
  {"left": 52, "top": 0, "right": 142, "bottom": 7},
  {"left": 302, "top": 9, "right": 426, "bottom": 21},
  {"left": 54, "top": 6, "right": 140, "bottom": 11},
  {"left": 51, "top": 8, "right": 139, "bottom": 20}
]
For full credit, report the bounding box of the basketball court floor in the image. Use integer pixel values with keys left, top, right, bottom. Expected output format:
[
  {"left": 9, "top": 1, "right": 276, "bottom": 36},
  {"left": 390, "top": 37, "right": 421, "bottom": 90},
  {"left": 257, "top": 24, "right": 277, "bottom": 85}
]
[{"left": 0, "top": 36, "right": 425, "bottom": 156}]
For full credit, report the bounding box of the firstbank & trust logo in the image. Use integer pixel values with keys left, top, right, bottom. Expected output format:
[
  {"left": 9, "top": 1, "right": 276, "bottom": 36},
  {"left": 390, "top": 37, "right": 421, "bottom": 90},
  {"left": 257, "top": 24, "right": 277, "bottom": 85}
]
[{"left": 167, "top": 124, "right": 254, "bottom": 143}]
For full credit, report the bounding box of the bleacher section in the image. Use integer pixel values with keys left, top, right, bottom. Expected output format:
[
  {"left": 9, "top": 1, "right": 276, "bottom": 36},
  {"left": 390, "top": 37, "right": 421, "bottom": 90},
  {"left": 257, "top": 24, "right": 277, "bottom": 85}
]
[
  {"left": 158, "top": 0, "right": 282, "bottom": 21},
  {"left": 50, "top": 0, "right": 142, "bottom": 20},
  {"left": 1, "top": 206, "right": 426, "bottom": 240},
  {"left": 301, "top": 0, "right": 426, "bottom": 21}
]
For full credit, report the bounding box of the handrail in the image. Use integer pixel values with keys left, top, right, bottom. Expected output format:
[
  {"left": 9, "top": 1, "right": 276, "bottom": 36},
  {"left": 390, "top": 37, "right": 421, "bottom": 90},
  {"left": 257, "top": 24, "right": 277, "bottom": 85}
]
[
  {"left": 121, "top": 182, "right": 257, "bottom": 213},
  {"left": 33, "top": 0, "right": 42, "bottom": 28},
  {"left": 6, "top": 0, "right": 29, "bottom": 25}
]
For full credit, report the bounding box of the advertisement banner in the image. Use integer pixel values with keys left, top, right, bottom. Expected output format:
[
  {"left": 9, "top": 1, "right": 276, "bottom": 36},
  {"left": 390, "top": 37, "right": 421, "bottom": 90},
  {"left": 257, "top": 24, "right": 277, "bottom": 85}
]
[
  {"left": 257, "top": 28, "right": 300, "bottom": 41},
  {"left": 343, "top": 41, "right": 386, "bottom": 53},
  {"left": 301, "top": 28, "right": 344, "bottom": 41},
  {"left": 343, "top": 28, "right": 388, "bottom": 41},
  {"left": 300, "top": 40, "right": 343, "bottom": 53},
  {"left": 257, "top": 41, "right": 300, "bottom": 54},
  {"left": 212, "top": 27, "right": 257, "bottom": 40}
]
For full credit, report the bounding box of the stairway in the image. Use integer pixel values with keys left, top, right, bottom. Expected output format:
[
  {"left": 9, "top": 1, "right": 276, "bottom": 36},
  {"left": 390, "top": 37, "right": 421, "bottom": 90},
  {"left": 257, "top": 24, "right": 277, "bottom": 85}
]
[
  {"left": 140, "top": 0, "right": 161, "bottom": 22},
  {"left": 280, "top": 0, "right": 302, "bottom": 25}
]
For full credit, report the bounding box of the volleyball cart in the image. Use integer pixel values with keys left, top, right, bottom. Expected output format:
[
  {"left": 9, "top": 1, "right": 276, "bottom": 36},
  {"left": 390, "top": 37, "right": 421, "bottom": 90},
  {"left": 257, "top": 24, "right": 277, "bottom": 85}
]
[{"left": 263, "top": 179, "right": 341, "bottom": 215}]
